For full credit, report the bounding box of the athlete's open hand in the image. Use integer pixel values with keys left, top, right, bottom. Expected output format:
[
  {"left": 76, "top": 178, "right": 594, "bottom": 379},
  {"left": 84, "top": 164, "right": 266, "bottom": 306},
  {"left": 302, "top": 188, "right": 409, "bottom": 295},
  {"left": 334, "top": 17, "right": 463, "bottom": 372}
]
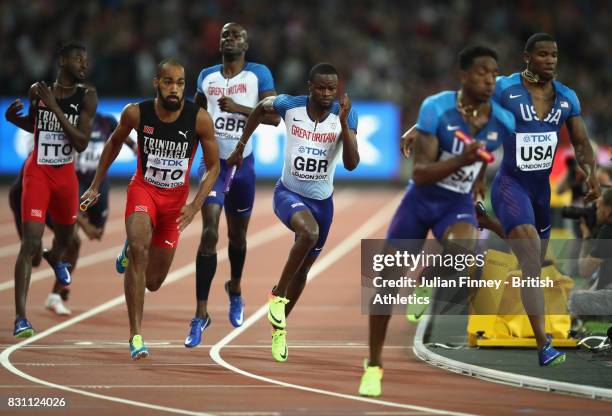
[
  {"left": 338, "top": 94, "right": 351, "bottom": 123},
  {"left": 5, "top": 99, "right": 25, "bottom": 123},
  {"left": 177, "top": 202, "right": 199, "bottom": 232},
  {"left": 584, "top": 173, "right": 601, "bottom": 203},
  {"left": 33, "top": 82, "right": 60, "bottom": 113},
  {"left": 218, "top": 95, "right": 239, "bottom": 113},
  {"left": 80, "top": 186, "right": 100, "bottom": 211}
]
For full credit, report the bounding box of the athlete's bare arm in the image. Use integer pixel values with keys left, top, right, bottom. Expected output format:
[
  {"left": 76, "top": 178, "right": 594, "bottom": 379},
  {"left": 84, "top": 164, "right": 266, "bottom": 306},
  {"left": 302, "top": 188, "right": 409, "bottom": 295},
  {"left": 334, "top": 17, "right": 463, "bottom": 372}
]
[
  {"left": 194, "top": 92, "right": 208, "bottom": 110},
  {"left": 195, "top": 90, "right": 280, "bottom": 126},
  {"left": 81, "top": 103, "right": 139, "bottom": 201},
  {"left": 411, "top": 130, "right": 481, "bottom": 186},
  {"left": 473, "top": 164, "right": 487, "bottom": 201},
  {"left": 338, "top": 93, "right": 359, "bottom": 170},
  {"left": 566, "top": 115, "right": 600, "bottom": 202},
  {"left": 226, "top": 95, "right": 277, "bottom": 168},
  {"left": 33, "top": 82, "right": 98, "bottom": 152},
  {"left": 177, "top": 109, "right": 220, "bottom": 232},
  {"left": 4, "top": 86, "right": 37, "bottom": 133}
]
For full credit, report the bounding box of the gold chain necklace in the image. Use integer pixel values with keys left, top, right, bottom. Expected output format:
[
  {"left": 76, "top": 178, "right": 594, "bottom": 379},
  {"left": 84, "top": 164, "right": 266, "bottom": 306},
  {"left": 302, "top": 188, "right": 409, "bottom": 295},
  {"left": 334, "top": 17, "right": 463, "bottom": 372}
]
[
  {"left": 456, "top": 90, "right": 483, "bottom": 118},
  {"left": 521, "top": 68, "right": 541, "bottom": 83}
]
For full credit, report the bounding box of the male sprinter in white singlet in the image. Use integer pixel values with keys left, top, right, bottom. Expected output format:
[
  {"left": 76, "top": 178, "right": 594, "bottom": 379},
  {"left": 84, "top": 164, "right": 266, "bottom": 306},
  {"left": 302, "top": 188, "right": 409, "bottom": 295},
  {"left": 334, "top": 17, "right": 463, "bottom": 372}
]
[
  {"left": 185, "top": 23, "right": 279, "bottom": 347},
  {"left": 227, "top": 63, "right": 359, "bottom": 362}
]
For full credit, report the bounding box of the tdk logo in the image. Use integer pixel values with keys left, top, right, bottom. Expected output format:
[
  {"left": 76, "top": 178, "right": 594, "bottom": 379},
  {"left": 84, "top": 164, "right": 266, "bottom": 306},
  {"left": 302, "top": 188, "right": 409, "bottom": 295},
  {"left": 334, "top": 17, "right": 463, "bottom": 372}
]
[
  {"left": 154, "top": 158, "right": 184, "bottom": 167},
  {"left": 298, "top": 146, "right": 327, "bottom": 157},
  {"left": 523, "top": 134, "right": 552, "bottom": 143}
]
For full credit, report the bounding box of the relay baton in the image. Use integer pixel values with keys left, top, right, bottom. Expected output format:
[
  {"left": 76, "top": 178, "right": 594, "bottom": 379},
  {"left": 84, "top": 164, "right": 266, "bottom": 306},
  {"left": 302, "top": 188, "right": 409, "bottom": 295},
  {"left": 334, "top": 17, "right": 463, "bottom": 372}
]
[
  {"left": 79, "top": 194, "right": 99, "bottom": 212},
  {"left": 454, "top": 130, "right": 494, "bottom": 163},
  {"left": 223, "top": 165, "right": 237, "bottom": 194}
]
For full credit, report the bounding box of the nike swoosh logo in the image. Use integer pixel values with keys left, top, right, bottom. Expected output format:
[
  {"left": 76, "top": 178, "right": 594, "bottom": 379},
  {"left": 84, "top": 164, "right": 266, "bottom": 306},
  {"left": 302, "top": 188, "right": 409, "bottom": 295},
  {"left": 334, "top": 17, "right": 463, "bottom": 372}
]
[
  {"left": 540, "top": 225, "right": 552, "bottom": 233},
  {"left": 447, "top": 125, "right": 459, "bottom": 131},
  {"left": 457, "top": 213, "right": 473, "bottom": 219},
  {"left": 279, "top": 345, "right": 288, "bottom": 360},
  {"left": 509, "top": 94, "right": 522, "bottom": 99},
  {"left": 237, "top": 207, "right": 250, "bottom": 212},
  {"left": 413, "top": 309, "right": 426, "bottom": 320},
  {"left": 269, "top": 311, "right": 283, "bottom": 325},
  {"left": 293, "top": 118, "right": 303, "bottom": 122}
]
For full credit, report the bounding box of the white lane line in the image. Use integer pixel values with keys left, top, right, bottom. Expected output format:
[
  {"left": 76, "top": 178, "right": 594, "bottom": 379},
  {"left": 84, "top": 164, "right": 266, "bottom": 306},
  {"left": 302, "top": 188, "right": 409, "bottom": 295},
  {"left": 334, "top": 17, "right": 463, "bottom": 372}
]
[
  {"left": 0, "top": 219, "right": 200, "bottom": 291},
  {"left": 4, "top": 344, "right": 407, "bottom": 350},
  {"left": 0, "top": 217, "right": 127, "bottom": 258},
  {"left": 0, "top": 191, "right": 356, "bottom": 291},
  {"left": 210, "top": 196, "right": 473, "bottom": 416},
  {"left": 0, "top": 244, "right": 127, "bottom": 291},
  {"left": 366, "top": 413, "right": 440, "bottom": 416},
  {"left": 12, "top": 363, "right": 221, "bottom": 367},
  {"left": 0, "top": 384, "right": 286, "bottom": 389},
  {"left": 0, "top": 220, "right": 290, "bottom": 416},
  {"left": 0, "top": 192, "right": 357, "bottom": 416}
]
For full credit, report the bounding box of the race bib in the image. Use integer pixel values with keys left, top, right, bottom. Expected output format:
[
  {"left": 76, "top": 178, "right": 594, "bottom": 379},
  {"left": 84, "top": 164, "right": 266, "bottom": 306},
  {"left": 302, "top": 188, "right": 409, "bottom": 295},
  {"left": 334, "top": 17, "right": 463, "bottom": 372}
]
[
  {"left": 37, "top": 131, "right": 75, "bottom": 165},
  {"left": 76, "top": 141, "right": 104, "bottom": 173},
  {"left": 515, "top": 131, "right": 557, "bottom": 171},
  {"left": 144, "top": 156, "right": 189, "bottom": 188},
  {"left": 290, "top": 144, "right": 331, "bottom": 181},
  {"left": 437, "top": 151, "right": 483, "bottom": 194}
]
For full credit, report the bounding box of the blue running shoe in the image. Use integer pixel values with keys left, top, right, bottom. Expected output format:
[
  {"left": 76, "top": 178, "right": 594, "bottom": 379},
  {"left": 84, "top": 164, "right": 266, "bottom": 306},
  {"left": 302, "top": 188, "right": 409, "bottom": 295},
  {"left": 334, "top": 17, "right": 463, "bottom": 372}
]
[
  {"left": 116, "top": 239, "right": 129, "bottom": 274},
  {"left": 129, "top": 335, "right": 149, "bottom": 360},
  {"left": 539, "top": 341, "right": 566, "bottom": 366},
  {"left": 184, "top": 316, "right": 212, "bottom": 348},
  {"left": 225, "top": 281, "right": 244, "bottom": 328},
  {"left": 42, "top": 249, "right": 71, "bottom": 286},
  {"left": 13, "top": 317, "right": 34, "bottom": 338}
]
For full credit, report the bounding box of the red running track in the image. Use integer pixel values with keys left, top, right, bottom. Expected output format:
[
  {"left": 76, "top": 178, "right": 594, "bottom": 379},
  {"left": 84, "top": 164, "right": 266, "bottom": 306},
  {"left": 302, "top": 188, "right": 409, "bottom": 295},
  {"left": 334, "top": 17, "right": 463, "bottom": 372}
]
[{"left": 0, "top": 186, "right": 610, "bottom": 415}]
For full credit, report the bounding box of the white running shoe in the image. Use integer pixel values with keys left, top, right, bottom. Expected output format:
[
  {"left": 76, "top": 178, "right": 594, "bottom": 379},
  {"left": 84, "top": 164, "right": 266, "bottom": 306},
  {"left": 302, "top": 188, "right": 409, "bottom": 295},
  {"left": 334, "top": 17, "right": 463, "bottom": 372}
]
[{"left": 44, "top": 293, "right": 71, "bottom": 316}]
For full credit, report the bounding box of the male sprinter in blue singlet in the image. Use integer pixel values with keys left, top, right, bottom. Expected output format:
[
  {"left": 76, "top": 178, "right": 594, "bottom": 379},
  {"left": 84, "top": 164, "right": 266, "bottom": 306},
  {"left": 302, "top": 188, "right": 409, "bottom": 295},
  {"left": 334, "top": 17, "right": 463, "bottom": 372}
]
[
  {"left": 360, "top": 46, "right": 513, "bottom": 397},
  {"left": 184, "top": 23, "right": 279, "bottom": 347},
  {"left": 227, "top": 63, "right": 360, "bottom": 362},
  {"left": 491, "top": 33, "right": 599, "bottom": 366}
]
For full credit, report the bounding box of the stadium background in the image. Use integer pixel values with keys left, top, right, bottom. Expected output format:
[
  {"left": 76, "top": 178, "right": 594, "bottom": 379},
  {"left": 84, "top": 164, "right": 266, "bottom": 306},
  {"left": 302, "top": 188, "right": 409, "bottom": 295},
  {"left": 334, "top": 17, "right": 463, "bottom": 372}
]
[
  {"left": 0, "top": 1, "right": 611, "bottom": 414},
  {"left": 1, "top": 0, "right": 610, "bottom": 182}
]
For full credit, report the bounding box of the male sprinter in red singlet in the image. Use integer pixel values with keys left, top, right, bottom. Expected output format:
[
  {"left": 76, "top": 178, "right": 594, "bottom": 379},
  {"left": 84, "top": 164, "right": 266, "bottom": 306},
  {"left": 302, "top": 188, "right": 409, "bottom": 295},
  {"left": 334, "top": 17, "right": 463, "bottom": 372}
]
[
  {"left": 81, "top": 59, "right": 219, "bottom": 360},
  {"left": 5, "top": 41, "right": 98, "bottom": 338}
]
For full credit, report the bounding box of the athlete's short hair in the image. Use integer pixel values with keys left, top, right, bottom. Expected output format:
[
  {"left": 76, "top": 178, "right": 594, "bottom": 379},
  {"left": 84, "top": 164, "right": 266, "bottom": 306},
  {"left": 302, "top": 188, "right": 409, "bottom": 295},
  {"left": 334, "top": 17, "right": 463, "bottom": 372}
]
[
  {"left": 156, "top": 58, "right": 184, "bottom": 77},
  {"left": 308, "top": 63, "right": 338, "bottom": 82},
  {"left": 57, "top": 41, "right": 86, "bottom": 58},
  {"left": 458, "top": 46, "right": 498, "bottom": 70},
  {"left": 524, "top": 33, "right": 556, "bottom": 52}
]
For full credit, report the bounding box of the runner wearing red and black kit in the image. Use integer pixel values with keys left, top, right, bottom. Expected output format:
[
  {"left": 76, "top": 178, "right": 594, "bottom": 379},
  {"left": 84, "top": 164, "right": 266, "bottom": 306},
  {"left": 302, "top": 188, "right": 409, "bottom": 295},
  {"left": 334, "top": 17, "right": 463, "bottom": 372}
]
[
  {"left": 5, "top": 41, "right": 97, "bottom": 338},
  {"left": 124, "top": 99, "right": 200, "bottom": 247},
  {"left": 8, "top": 112, "right": 128, "bottom": 316},
  {"left": 81, "top": 59, "right": 219, "bottom": 360}
]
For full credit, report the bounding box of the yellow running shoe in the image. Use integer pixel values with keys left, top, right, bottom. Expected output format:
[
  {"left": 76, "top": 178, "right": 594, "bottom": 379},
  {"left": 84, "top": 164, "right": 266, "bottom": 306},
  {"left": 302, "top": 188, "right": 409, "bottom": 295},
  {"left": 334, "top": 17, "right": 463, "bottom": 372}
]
[
  {"left": 271, "top": 329, "right": 288, "bottom": 362},
  {"left": 130, "top": 335, "right": 149, "bottom": 360},
  {"left": 359, "top": 359, "right": 383, "bottom": 397},
  {"left": 268, "top": 293, "right": 289, "bottom": 329}
]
